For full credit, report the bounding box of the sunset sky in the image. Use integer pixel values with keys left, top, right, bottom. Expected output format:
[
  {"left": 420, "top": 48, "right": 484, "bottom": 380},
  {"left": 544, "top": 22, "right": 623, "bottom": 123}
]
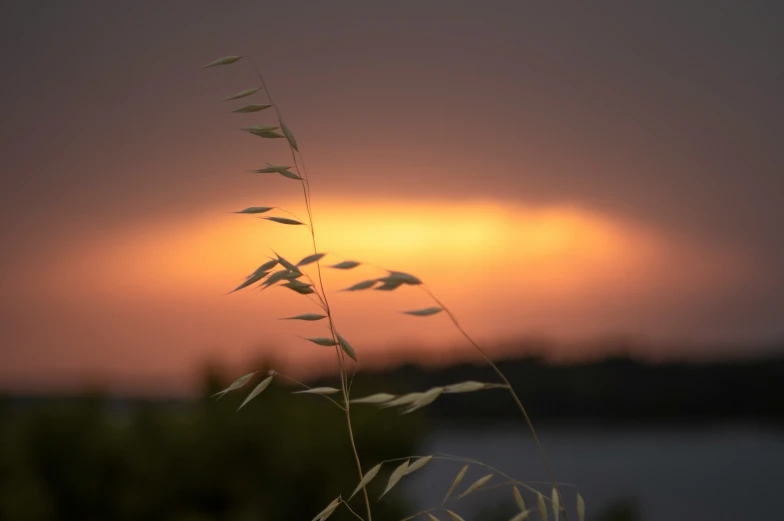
[{"left": 1, "top": 1, "right": 782, "bottom": 395}]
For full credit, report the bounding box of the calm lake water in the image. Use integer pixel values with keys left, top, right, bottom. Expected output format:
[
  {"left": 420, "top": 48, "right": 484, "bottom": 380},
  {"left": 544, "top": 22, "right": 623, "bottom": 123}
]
[{"left": 402, "top": 422, "right": 784, "bottom": 521}]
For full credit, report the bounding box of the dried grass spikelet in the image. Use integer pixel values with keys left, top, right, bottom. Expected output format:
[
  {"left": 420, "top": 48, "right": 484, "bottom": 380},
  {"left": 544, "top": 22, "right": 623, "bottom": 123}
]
[
  {"left": 211, "top": 371, "right": 256, "bottom": 399},
  {"left": 537, "top": 492, "right": 547, "bottom": 520},
  {"left": 337, "top": 333, "right": 358, "bottom": 361},
  {"left": 349, "top": 463, "right": 382, "bottom": 500},
  {"left": 237, "top": 375, "right": 274, "bottom": 411},
  {"left": 446, "top": 510, "right": 467, "bottom": 521},
  {"left": 232, "top": 103, "right": 272, "bottom": 113},
  {"left": 509, "top": 509, "right": 533, "bottom": 521},
  {"left": 329, "top": 260, "right": 361, "bottom": 270},
  {"left": 552, "top": 487, "right": 560, "bottom": 521},
  {"left": 202, "top": 55, "right": 242, "bottom": 68},
  {"left": 310, "top": 497, "right": 340, "bottom": 521},
  {"left": 304, "top": 337, "right": 337, "bottom": 347},
  {"left": 443, "top": 381, "right": 487, "bottom": 393},
  {"left": 402, "top": 387, "right": 444, "bottom": 413},
  {"left": 351, "top": 393, "right": 396, "bottom": 404},
  {"left": 576, "top": 492, "right": 585, "bottom": 521},
  {"left": 513, "top": 485, "right": 526, "bottom": 511},
  {"left": 402, "top": 307, "right": 443, "bottom": 316},
  {"left": 458, "top": 473, "right": 493, "bottom": 499},
  {"left": 296, "top": 252, "right": 326, "bottom": 266},
  {"left": 293, "top": 387, "right": 340, "bottom": 395},
  {"left": 380, "top": 392, "right": 425, "bottom": 408},
  {"left": 342, "top": 279, "right": 378, "bottom": 291},
  {"left": 380, "top": 459, "right": 410, "bottom": 498},
  {"left": 281, "top": 313, "right": 327, "bottom": 321},
  {"left": 404, "top": 456, "right": 433, "bottom": 475},
  {"left": 223, "top": 86, "right": 261, "bottom": 101},
  {"left": 444, "top": 464, "right": 469, "bottom": 502}
]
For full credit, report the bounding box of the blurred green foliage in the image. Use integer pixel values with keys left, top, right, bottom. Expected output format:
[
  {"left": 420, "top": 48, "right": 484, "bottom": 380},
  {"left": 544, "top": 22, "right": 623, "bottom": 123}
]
[{"left": 0, "top": 368, "right": 424, "bottom": 521}]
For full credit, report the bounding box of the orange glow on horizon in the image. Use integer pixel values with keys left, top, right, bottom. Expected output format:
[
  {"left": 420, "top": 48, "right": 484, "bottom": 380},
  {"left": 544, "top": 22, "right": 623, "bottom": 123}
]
[
  {"left": 7, "top": 197, "right": 754, "bottom": 392},
  {"left": 52, "top": 198, "right": 671, "bottom": 299},
  {"left": 44, "top": 196, "right": 752, "bottom": 304}
]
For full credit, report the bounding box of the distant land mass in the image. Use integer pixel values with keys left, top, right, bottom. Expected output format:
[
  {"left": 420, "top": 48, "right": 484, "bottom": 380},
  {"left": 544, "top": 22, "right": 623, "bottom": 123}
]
[
  {"left": 325, "top": 352, "right": 784, "bottom": 425},
  {"left": 4, "top": 352, "right": 783, "bottom": 425}
]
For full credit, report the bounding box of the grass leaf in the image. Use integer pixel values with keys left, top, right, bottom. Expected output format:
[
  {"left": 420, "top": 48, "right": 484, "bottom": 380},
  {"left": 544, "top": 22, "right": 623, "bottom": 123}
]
[
  {"left": 513, "top": 486, "right": 526, "bottom": 512},
  {"left": 282, "top": 281, "right": 314, "bottom": 294},
  {"left": 210, "top": 371, "right": 256, "bottom": 399},
  {"left": 351, "top": 393, "right": 396, "bottom": 404},
  {"left": 242, "top": 125, "right": 278, "bottom": 135},
  {"left": 444, "top": 381, "right": 487, "bottom": 393},
  {"left": 293, "top": 387, "right": 340, "bottom": 395},
  {"left": 388, "top": 271, "right": 422, "bottom": 285},
  {"left": 404, "top": 456, "right": 432, "bottom": 475},
  {"left": 311, "top": 498, "right": 340, "bottom": 521},
  {"left": 576, "top": 493, "right": 585, "bottom": 521},
  {"left": 297, "top": 252, "right": 326, "bottom": 266},
  {"left": 304, "top": 337, "right": 336, "bottom": 347},
  {"left": 279, "top": 116, "right": 299, "bottom": 151},
  {"left": 234, "top": 206, "right": 274, "bottom": 214},
  {"left": 537, "top": 492, "right": 547, "bottom": 521},
  {"left": 509, "top": 510, "right": 532, "bottom": 521},
  {"left": 263, "top": 217, "right": 304, "bottom": 225},
  {"left": 202, "top": 55, "right": 241, "bottom": 68},
  {"left": 281, "top": 313, "right": 327, "bottom": 321},
  {"left": 261, "top": 269, "right": 296, "bottom": 288},
  {"left": 329, "top": 261, "right": 361, "bottom": 270},
  {"left": 446, "top": 511, "right": 466, "bottom": 521},
  {"left": 241, "top": 126, "right": 285, "bottom": 139},
  {"left": 350, "top": 463, "right": 382, "bottom": 500},
  {"left": 374, "top": 277, "right": 405, "bottom": 291},
  {"left": 402, "top": 387, "right": 444, "bottom": 414},
  {"left": 258, "top": 130, "right": 284, "bottom": 138},
  {"left": 380, "top": 460, "right": 409, "bottom": 498},
  {"left": 254, "top": 259, "right": 279, "bottom": 274},
  {"left": 255, "top": 164, "right": 292, "bottom": 173},
  {"left": 223, "top": 87, "right": 261, "bottom": 101},
  {"left": 402, "top": 307, "right": 443, "bottom": 317},
  {"left": 444, "top": 465, "right": 469, "bottom": 502},
  {"left": 229, "top": 271, "right": 267, "bottom": 293},
  {"left": 232, "top": 104, "right": 272, "bottom": 113},
  {"left": 272, "top": 252, "right": 299, "bottom": 272},
  {"left": 380, "top": 392, "right": 424, "bottom": 408},
  {"left": 458, "top": 474, "right": 493, "bottom": 499},
  {"left": 236, "top": 375, "right": 274, "bottom": 411},
  {"left": 337, "top": 333, "right": 358, "bottom": 361},
  {"left": 341, "top": 279, "right": 378, "bottom": 291}
]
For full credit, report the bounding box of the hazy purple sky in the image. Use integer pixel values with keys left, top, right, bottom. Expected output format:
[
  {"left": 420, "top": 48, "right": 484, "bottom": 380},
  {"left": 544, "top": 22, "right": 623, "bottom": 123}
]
[{"left": 1, "top": 1, "right": 782, "bottom": 394}]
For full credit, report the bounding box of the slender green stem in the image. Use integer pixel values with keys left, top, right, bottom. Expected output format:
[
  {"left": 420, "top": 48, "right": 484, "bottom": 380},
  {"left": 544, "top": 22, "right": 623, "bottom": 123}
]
[{"left": 248, "top": 58, "right": 372, "bottom": 521}]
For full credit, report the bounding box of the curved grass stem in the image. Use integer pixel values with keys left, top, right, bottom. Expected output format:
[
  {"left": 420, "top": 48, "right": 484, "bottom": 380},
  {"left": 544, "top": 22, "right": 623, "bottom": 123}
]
[
  {"left": 420, "top": 285, "right": 570, "bottom": 521},
  {"left": 247, "top": 57, "right": 372, "bottom": 521}
]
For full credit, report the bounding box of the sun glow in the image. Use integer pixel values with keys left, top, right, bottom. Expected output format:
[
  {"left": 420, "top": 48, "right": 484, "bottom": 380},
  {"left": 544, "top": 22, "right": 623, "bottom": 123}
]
[
  {"left": 15, "top": 197, "right": 752, "bottom": 388},
  {"left": 53, "top": 199, "right": 662, "bottom": 299}
]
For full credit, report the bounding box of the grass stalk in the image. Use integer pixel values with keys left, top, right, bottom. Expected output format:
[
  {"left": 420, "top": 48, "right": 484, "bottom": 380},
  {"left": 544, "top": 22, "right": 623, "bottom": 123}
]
[
  {"left": 208, "top": 53, "right": 578, "bottom": 521},
  {"left": 249, "top": 59, "right": 373, "bottom": 521}
]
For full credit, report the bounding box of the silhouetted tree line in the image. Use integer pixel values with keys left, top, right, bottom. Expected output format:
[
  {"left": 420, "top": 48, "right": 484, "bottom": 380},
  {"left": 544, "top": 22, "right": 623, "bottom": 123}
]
[
  {"left": 3, "top": 351, "right": 781, "bottom": 520},
  {"left": 337, "top": 353, "right": 784, "bottom": 424},
  {"left": 0, "top": 368, "right": 423, "bottom": 521}
]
